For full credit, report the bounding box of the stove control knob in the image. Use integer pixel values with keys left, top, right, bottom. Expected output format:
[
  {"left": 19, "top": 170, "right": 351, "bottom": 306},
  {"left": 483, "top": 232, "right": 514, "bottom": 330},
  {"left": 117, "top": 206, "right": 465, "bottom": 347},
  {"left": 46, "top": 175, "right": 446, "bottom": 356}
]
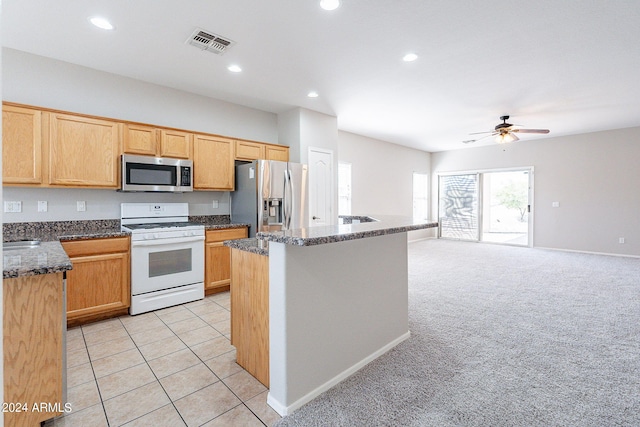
[
  {"left": 145, "top": 234, "right": 153, "bottom": 240},
  {"left": 154, "top": 233, "right": 160, "bottom": 239}
]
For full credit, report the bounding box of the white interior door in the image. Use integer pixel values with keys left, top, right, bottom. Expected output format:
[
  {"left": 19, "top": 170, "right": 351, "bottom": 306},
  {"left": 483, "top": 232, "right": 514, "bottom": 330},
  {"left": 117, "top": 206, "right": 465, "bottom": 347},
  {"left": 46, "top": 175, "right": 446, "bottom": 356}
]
[{"left": 308, "top": 148, "right": 334, "bottom": 226}]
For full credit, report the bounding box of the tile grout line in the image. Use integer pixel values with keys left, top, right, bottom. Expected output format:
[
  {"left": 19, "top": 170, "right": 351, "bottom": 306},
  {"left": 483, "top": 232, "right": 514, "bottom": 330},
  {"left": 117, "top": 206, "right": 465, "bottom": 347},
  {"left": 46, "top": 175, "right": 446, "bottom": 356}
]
[{"left": 65, "top": 293, "right": 270, "bottom": 426}]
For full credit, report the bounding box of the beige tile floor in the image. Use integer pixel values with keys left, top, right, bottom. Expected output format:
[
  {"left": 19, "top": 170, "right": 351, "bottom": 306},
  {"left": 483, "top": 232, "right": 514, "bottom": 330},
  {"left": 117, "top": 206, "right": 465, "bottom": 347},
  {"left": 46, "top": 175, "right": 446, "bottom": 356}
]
[{"left": 51, "top": 292, "right": 281, "bottom": 427}]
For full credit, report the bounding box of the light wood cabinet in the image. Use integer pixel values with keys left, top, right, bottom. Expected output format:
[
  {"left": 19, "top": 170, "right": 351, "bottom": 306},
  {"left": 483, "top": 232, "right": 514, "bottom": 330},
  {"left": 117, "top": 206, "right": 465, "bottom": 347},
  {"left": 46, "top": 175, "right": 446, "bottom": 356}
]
[
  {"left": 2, "top": 104, "right": 44, "bottom": 185},
  {"left": 193, "top": 134, "right": 235, "bottom": 190},
  {"left": 49, "top": 112, "right": 121, "bottom": 188},
  {"left": 160, "top": 128, "right": 192, "bottom": 159},
  {"left": 235, "top": 140, "right": 265, "bottom": 161},
  {"left": 230, "top": 248, "right": 269, "bottom": 387},
  {"left": 235, "top": 139, "right": 289, "bottom": 162},
  {"left": 265, "top": 144, "right": 289, "bottom": 161},
  {"left": 62, "top": 237, "right": 130, "bottom": 326},
  {"left": 4, "top": 272, "right": 64, "bottom": 426},
  {"left": 123, "top": 123, "right": 158, "bottom": 155},
  {"left": 205, "top": 228, "right": 248, "bottom": 295},
  {"left": 124, "top": 124, "right": 192, "bottom": 159}
]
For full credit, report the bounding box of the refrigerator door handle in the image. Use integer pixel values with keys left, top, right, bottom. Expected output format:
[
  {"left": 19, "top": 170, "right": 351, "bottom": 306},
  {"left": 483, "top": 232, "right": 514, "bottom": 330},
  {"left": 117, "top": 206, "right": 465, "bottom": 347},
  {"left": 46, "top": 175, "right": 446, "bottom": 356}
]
[{"left": 284, "top": 168, "right": 293, "bottom": 229}]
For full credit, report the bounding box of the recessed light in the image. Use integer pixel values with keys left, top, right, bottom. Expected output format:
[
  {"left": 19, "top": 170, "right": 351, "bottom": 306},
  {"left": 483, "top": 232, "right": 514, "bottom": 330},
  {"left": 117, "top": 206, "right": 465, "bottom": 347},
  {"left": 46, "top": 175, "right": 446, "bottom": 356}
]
[
  {"left": 307, "top": 91, "right": 319, "bottom": 98},
  {"left": 403, "top": 53, "right": 418, "bottom": 62},
  {"left": 228, "top": 65, "right": 242, "bottom": 73},
  {"left": 320, "top": 0, "right": 340, "bottom": 11},
  {"left": 89, "top": 16, "right": 115, "bottom": 30}
]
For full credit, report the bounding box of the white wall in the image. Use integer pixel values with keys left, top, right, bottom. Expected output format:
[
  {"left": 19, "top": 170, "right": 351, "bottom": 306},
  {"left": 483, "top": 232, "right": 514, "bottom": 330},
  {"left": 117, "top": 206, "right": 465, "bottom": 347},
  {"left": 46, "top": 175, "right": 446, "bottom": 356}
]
[
  {"left": 338, "top": 131, "right": 432, "bottom": 240},
  {"left": 2, "top": 48, "right": 280, "bottom": 221},
  {"left": 431, "top": 127, "right": 640, "bottom": 256}
]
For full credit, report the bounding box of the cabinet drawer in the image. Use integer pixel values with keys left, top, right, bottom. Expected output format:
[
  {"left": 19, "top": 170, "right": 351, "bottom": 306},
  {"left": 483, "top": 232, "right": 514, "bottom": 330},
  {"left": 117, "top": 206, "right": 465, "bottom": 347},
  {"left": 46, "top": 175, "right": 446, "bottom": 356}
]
[
  {"left": 62, "top": 236, "right": 130, "bottom": 257},
  {"left": 206, "top": 228, "right": 248, "bottom": 243}
]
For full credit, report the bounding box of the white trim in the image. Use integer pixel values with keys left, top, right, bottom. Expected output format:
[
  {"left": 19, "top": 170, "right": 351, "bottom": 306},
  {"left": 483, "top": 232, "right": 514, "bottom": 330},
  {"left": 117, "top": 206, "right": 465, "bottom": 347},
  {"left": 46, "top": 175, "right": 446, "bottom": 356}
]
[
  {"left": 266, "top": 331, "right": 411, "bottom": 416},
  {"left": 535, "top": 246, "right": 640, "bottom": 259}
]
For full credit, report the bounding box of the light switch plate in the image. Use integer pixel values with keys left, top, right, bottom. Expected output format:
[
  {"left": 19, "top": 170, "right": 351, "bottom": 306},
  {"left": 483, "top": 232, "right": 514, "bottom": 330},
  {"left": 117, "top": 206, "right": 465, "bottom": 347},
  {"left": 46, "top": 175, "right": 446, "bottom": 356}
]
[
  {"left": 212, "top": 200, "right": 219, "bottom": 209},
  {"left": 76, "top": 201, "right": 86, "bottom": 212}
]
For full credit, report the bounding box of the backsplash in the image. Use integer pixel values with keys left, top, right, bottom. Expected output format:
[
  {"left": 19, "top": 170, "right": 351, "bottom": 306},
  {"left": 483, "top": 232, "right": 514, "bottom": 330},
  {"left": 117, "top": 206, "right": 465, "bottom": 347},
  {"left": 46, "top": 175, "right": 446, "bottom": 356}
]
[{"left": 2, "top": 187, "right": 231, "bottom": 223}]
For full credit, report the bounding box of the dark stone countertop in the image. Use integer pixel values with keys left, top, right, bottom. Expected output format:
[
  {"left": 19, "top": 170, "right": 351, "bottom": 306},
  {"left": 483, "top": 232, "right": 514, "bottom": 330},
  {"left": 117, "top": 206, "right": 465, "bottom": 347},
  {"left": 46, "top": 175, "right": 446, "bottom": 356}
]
[
  {"left": 3, "top": 241, "right": 73, "bottom": 279},
  {"left": 224, "top": 238, "right": 269, "bottom": 256},
  {"left": 3, "top": 216, "right": 248, "bottom": 278},
  {"left": 256, "top": 215, "right": 438, "bottom": 246}
]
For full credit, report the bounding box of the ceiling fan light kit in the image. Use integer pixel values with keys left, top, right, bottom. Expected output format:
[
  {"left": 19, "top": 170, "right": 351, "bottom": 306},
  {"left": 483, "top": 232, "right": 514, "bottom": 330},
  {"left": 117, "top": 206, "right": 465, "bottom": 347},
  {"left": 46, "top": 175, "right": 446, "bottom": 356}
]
[{"left": 467, "top": 115, "right": 550, "bottom": 145}]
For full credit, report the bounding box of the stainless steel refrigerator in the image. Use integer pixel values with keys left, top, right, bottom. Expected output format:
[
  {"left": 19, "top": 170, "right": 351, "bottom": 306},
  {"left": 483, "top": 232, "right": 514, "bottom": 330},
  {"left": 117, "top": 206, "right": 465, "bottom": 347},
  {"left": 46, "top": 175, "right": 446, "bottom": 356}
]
[{"left": 231, "top": 160, "right": 309, "bottom": 237}]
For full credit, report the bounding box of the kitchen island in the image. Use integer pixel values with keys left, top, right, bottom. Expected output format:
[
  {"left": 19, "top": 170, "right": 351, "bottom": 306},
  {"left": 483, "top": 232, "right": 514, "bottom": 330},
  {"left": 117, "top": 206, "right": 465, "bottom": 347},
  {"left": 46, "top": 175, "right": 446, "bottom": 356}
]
[{"left": 248, "top": 215, "right": 437, "bottom": 416}]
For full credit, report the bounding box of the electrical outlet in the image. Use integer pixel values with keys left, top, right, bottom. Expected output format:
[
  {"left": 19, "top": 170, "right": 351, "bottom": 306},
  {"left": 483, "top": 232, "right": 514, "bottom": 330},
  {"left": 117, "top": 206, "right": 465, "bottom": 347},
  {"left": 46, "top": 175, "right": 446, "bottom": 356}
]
[
  {"left": 552, "top": 202, "right": 560, "bottom": 208},
  {"left": 38, "top": 201, "right": 48, "bottom": 212},
  {"left": 619, "top": 237, "right": 625, "bottom": 244},
  {"left": 4, "top": 201, "right": 22, "bottom": 213},
  {"left": 76, "top": 201, "right": 86, "bottom": 212},
  {"left": 212, "top": 200, "right": 219, "bottom": 209}
]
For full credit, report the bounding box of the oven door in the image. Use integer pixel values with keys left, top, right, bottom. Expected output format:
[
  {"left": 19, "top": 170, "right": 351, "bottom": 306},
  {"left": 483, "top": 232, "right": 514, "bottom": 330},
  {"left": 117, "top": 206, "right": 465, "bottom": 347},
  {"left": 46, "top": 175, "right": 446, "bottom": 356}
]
[{"left": 131, "top": 235, "right": 204, "bottom": 295}]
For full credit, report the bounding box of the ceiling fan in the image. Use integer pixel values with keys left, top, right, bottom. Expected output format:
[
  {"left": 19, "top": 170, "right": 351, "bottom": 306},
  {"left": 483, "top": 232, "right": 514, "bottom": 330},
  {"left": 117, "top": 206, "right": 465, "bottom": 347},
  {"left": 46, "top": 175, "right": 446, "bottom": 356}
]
[{"left": 464, "top": 115, "right": 550, "bottom": 144}]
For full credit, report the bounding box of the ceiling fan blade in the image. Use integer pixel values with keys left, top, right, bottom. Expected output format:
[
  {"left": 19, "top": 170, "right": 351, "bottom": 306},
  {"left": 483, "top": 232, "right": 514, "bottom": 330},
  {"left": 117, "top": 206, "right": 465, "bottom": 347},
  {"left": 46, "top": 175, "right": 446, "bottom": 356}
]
[
  {"left": 462, "top": 133, "right": 495, "bottom": 144},
  {"left": 511, "top": 128, "right": 550, "bottom": 134},
  {"left": 469, "top": 130, "right": 494, "bottom": 135}
]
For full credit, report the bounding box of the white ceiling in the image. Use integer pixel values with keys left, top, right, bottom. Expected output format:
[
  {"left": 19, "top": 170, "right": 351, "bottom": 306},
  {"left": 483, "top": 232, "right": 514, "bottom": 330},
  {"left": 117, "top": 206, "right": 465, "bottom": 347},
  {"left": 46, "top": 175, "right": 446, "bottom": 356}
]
[{"left": 3, "top": 0, "right": 640, "bottom": 152}]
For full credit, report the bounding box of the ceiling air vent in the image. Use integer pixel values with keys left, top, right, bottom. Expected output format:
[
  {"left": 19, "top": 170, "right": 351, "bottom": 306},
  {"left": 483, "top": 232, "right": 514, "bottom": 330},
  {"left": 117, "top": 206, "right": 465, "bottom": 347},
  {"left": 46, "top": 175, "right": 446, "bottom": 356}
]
[{"left": 186, "top": 28, "right": 235, "bottom": 55}]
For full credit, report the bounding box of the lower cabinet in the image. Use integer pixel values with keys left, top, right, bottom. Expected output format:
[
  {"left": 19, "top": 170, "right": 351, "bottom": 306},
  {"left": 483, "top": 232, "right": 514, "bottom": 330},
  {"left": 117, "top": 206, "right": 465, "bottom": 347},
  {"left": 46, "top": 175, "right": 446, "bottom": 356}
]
[
  {"left": 62, "top": 236, "right": 130, "bottom": 327},
  {"left": 205, "top": 228, "right": 248, "bottom": 295},
  {"left": 230, "top": 248, "right": 270, "bottom": 387},
  {"left": 3, "top": 272, "right": 65, "bottom": 426}
]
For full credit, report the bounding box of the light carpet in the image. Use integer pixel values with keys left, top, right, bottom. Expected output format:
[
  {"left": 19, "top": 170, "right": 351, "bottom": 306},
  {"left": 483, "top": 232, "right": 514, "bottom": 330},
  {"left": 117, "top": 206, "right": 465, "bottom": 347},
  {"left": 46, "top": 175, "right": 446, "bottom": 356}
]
[{"left": 274, "top": 239, "right": 640, "bottom": 427}]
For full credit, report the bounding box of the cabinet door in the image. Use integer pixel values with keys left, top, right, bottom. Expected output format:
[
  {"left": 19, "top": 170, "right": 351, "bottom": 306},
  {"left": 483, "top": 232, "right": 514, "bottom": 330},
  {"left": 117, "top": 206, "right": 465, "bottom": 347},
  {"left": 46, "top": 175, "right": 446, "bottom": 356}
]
[
  {"left": 66, "top": 252, "right": 130, "bottom": 320},
  {"left": 62, "top": 237, "right": 131, "bottom": 325},
  {"left": 193, "top": 134, "right": 235, "bottom": 190},
  {"left": 205, "top": 228, "right": 248, "bottom": 294},
  {"left": 160, "top": 128, "right": 192, "bottom": 159},
  {"left": 265, "top": 145, "right": 289, "bottom": 162},
  {"left": 2, "top": 105, "right": 43, "bottom": 184},
  {"left": 124, "top": 123, "right": 158, "bottom": 155},
  {"left": 235, "top": 140, "right": 265, "bottom": 161},
  {"left": 49, "top": 113, "right": 121, "bottom": 187}
]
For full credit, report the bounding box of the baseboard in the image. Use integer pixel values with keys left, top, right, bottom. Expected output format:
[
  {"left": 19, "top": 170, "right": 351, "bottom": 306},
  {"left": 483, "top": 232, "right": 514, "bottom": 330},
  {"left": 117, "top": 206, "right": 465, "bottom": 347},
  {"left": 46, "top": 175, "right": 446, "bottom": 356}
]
[
  {"left": 536, "top": 246, "right": 640, "bottom": 259},
  {"left": 267, "top": 331, "right": 411, "bottom": 416}
]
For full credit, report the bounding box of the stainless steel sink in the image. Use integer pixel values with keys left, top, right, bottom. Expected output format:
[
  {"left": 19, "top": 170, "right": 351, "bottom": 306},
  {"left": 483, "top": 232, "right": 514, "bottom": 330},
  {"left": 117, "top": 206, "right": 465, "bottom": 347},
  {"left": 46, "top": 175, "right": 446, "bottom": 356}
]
[{"left": 3, "top": 240, "right": 41, "bottom": 250}]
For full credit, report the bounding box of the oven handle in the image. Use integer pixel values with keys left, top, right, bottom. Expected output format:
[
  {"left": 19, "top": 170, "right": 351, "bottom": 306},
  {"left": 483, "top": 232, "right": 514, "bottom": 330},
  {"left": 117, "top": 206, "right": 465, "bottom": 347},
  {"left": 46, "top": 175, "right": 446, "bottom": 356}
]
[{"left": 131, "top": 235, "right": 205, "bottom": 247}]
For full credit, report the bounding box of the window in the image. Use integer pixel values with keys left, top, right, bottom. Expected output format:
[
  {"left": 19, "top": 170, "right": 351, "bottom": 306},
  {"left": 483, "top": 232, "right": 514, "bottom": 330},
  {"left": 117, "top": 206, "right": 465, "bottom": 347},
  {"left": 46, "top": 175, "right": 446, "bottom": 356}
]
[
  {"left": 338, "top": 162, "right": 352, "bottom": 215},
  {"left": 413, "top": 172, "right": 429, "bottom": 220}
]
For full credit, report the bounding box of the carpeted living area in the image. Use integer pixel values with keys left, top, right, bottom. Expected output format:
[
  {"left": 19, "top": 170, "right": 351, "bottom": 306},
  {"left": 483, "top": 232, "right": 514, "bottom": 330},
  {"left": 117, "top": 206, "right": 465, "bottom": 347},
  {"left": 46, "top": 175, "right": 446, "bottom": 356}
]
[{"left": 274, "top": 239, "right": 640, "bottom": 427}]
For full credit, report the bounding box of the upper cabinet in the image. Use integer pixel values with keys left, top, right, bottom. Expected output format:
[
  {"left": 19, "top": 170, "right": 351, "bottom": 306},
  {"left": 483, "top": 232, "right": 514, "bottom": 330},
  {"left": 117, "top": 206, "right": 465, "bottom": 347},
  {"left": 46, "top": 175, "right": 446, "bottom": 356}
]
[
  {"left": 265, "top": 144, "right": 289, "bottom": 161},
  {"left": 235, "top": 140, "right": 265, "bottom": 161},
  {"left": 124, "top": 125, "right": 192, "bottom": 159},
  {"left": 193, "top": 134, "right": 235, "bottom": 190},
  {"left": 2, "top": 102, "right": 289, "bottom": 189},
  {"left": 235, "top": 139, "right": 289, "bottom": 162},
  {"left": 49, "top": 112, "right": 121, "bottom": 188},
  {"left": 2, "top": 104, "right": 43, "bottom": 185},
  {"left": 123, "top": 123, "right": 158, "bottom": 156},
  {"left": 159, "top": 129, "right": 192, "bottom": 159}
]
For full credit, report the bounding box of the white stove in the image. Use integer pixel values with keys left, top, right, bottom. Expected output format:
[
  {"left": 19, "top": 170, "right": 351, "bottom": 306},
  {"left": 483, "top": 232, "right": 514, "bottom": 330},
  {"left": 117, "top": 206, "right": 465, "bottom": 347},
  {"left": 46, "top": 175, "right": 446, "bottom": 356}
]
[{"left": 121, "top": 203, "right": 205, "bottom": 315}]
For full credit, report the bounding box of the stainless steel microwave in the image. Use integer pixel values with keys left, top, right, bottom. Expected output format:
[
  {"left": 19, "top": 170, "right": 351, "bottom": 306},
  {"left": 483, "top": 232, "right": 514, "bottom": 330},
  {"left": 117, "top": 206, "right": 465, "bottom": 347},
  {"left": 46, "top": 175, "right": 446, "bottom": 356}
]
[{"left": 121, "top": 154, "right": 193, "bottom": 192}]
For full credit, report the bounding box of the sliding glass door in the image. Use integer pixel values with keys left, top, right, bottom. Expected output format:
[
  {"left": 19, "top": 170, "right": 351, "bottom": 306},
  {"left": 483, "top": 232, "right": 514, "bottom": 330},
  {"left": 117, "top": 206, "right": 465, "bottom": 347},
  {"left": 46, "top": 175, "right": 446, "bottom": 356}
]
[
  {"left": 438, "top": 174, "right": 479, "bottom": 240},
  {"left": 438, "top": 168, "right": 532, "bottom": 246}
]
